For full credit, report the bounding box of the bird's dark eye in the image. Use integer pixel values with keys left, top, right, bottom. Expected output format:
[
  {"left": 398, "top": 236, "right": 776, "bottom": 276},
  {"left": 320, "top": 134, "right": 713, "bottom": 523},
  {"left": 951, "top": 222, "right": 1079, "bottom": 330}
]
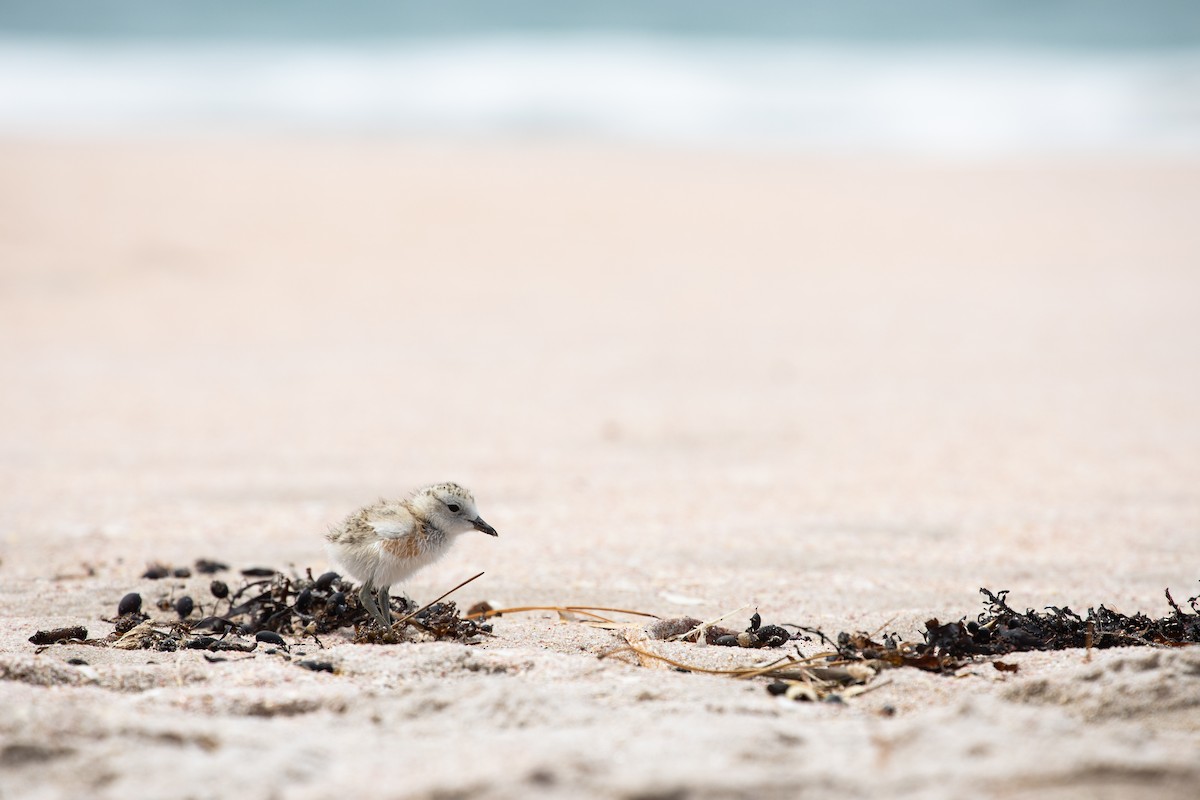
[{"left": 446, "top": 503, "right": 461, "bottom": 513}]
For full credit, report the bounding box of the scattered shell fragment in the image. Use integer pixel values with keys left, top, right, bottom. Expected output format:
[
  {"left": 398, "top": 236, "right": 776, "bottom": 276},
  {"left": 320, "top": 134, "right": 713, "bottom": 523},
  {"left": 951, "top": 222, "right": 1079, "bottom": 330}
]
[{"left": 112, "top": 621, "right": 158, "bottom": 650}]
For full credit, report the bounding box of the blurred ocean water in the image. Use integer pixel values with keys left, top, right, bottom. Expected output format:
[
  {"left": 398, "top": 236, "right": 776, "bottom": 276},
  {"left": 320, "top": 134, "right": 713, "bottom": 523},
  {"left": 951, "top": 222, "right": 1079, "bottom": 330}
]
[{"left": 2, "top": 1, "right": 1198, "bottom": 154}]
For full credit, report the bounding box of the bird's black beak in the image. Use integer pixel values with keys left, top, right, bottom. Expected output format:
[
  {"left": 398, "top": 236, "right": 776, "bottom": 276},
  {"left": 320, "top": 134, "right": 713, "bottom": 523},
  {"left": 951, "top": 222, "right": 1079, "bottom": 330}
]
[{"left": 471, "top": 517, "right": 498, "bottom": 537}]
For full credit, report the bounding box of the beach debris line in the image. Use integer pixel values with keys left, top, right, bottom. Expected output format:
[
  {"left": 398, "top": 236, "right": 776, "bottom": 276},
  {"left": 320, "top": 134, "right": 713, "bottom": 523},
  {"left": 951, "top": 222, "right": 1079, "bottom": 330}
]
[
  {"left": 598, "top": 584, "right": 1200, "bottom": 702},
  {"left": 26, "top": 560, "right": 1200, "bottom": 699},
  {"left": 28, "top": 561, "right": 493, "bottom": 655}
]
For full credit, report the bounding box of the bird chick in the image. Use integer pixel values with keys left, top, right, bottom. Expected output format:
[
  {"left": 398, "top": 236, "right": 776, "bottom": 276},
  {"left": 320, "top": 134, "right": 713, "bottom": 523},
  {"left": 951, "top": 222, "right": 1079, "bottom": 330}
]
[{"left": 324, "top": 482, "right": 498, "bottom": 629}]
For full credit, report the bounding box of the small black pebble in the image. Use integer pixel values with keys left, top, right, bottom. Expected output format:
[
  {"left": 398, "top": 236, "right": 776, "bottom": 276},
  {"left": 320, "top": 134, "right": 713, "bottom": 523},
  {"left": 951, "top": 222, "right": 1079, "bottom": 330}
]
[
  {"left": 255, "top": 631, "right": 286, "bottom": 646},
  {"left": 67, "top": 658, "right": 89, "bottom": 666},
  {"left": 824, "top": 695, "right": 845, "bottom": 704},
  {"left": 172, "top": 567, "right": 192, "bottom": 578},
  {"left": 974, "top": 628, "right": 993, "bottom": 644},
  {"left": 117, "top": 592, "right": 143, "bottom": 615},
  {"left": 297, "top": 660, "right": 335, "bottom": 673},
  {"left": 194, "top": 559, "right": 229, "bottom": 574},
  {"left": 241, "top": 567, "right": 276, "bottom": 577},
  {"left": 714, "top": 634, "right": 740, "bottom": 647},
  {"left": 175, "top": 596, "right": 195, "bottom": 618},
  {"left": 881, "top": 705, "right": 897, "bottom": 717},
  {"left": 295, "top": 587, "right": 314, "bottom": 612},
  {"left": 326, "top": 591, "right": 345, "bottom": 608},
  {"left": 142, "top": 564, "right": 170, "bottom": 580},
  {"left": 766, "top": 681, "right": 789, "bottom": 696},
  {"left": 315, "top": 571, "right": 340, "bottom": 591},
  {"left": 210, "top": 580, "right": 229, "bottom": 599},
  {"left": 966, "top": 620, "right": 980, "bottom": 633}
]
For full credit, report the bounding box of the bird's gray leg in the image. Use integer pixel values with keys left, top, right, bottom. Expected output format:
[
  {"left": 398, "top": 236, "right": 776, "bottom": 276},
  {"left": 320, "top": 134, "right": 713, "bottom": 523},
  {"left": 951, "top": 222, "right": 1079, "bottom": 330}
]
[
  {"left": 378, "top": 585, "right": 393, "bottom": 626},
  {"left": 359, "top": 582, "right": 387, "bottom": 628}
]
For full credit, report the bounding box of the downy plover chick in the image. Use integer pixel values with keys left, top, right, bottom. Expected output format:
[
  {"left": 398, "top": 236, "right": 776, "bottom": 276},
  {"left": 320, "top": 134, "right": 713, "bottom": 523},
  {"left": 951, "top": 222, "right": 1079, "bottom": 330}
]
[{"left": 324, "top": 482, "right": 498, "bottom": 629}]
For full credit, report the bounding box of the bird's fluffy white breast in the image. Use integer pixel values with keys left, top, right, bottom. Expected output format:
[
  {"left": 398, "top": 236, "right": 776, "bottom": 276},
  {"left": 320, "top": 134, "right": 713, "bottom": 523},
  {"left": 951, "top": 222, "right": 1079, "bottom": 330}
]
[
  {"left": 375, "top": 540, "right": 448, "bottom": 587},
  {"left": 326, "top": 534, "right": 453, "bottom": 589}
]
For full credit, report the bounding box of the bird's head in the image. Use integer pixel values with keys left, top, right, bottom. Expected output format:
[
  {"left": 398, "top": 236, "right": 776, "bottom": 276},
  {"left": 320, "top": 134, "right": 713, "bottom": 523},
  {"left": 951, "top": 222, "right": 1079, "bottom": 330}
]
[{"left": 415, "top": 482, "right": 498, "bottom": 537}]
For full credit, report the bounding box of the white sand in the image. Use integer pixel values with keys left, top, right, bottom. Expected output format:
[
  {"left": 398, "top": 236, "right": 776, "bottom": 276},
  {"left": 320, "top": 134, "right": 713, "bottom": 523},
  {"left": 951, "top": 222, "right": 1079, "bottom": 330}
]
[{"left": 1, "top": 140, "right": 1199, "bottom": 799}]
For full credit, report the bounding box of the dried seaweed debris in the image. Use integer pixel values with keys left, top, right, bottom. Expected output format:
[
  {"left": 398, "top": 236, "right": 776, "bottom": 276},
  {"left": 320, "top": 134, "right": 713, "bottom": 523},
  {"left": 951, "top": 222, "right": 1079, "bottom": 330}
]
[
  {"left": 818, "top": 584, "right": 1200, "bottom": 674},
  {"left": 30, "top": 563, "right": 492, "bottom": 655}
]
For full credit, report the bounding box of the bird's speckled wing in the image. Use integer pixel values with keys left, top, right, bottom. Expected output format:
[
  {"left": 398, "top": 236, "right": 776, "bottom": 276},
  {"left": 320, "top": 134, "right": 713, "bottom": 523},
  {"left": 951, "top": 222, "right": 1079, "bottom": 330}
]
[
  {"left": 324, "top": 500, "right": 415, "bottom": 544},
  {"left": 368, "top": 515, "right": 414, "bottom": 539}
]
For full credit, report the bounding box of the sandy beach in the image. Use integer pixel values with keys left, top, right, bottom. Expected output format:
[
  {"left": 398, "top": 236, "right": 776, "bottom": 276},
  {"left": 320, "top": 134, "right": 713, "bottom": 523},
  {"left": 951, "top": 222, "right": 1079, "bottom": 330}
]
[{"left": 1, "top": 139, "right": 1199, "bottom": 799}]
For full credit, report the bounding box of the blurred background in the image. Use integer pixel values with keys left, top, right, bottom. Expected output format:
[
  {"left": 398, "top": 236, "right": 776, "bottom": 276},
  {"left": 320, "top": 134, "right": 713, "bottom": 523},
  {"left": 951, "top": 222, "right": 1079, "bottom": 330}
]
[
  {"left": 1, "top": 0, "right": 1199, "bottom": 152},
  {"left": 1, "top": 1, "right": 1199, "bottom": 620}
]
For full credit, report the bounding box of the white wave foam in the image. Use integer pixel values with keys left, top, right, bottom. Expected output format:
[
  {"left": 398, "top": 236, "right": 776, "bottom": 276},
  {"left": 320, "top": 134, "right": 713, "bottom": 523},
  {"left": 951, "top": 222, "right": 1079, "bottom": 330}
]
[{"left": 1, "top": 36, "right": 1198, "bottom": 154}]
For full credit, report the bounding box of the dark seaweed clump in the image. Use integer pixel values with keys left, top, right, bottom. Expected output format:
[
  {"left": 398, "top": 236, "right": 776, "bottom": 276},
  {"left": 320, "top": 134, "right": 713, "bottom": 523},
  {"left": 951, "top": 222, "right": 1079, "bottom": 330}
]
[
  {"left": 190, "top": 568, "right": 490, "bottom": 645},
  {"left": 816, "top": 585, "right": 1200, "bottom": 673},
  {"left": 972, "top": 587, "right": 1200, "bottom": 651}
]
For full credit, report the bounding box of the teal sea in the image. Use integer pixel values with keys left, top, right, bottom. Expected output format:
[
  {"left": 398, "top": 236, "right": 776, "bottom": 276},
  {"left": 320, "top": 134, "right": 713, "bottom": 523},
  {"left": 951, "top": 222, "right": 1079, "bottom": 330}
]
[{"left": 2, "top": 0, "right": 1198, "bottom": 153}]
